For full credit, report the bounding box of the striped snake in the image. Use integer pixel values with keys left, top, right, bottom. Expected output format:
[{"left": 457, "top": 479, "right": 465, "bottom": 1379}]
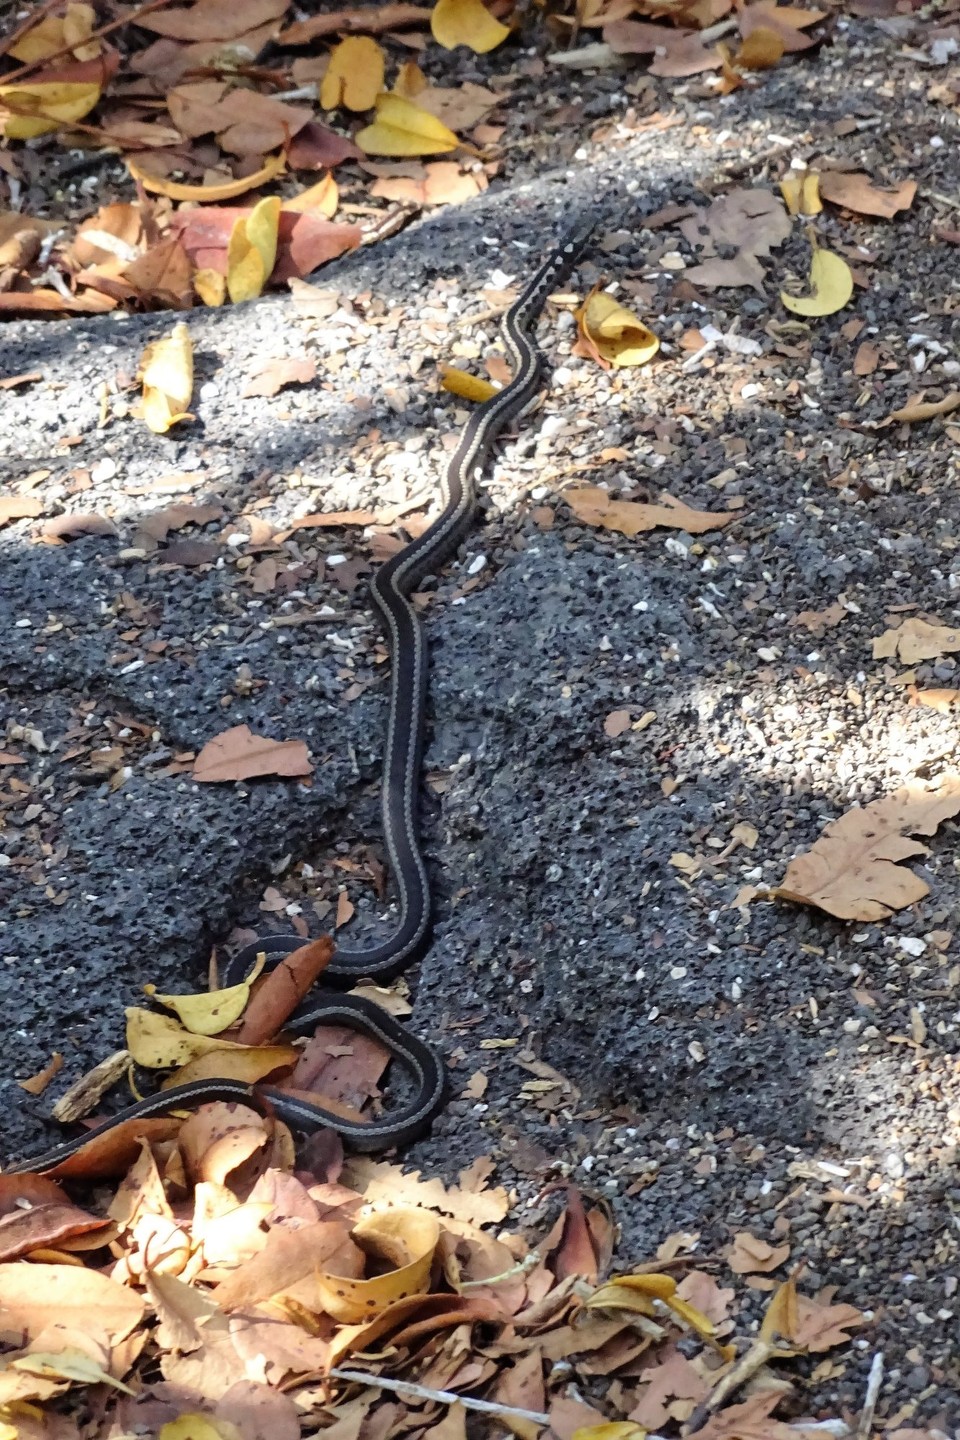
[{"left": 9, "top": 220, "right": 594, "bottom": 1174}]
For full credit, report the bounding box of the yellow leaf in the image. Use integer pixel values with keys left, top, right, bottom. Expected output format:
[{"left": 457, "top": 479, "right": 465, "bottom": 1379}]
[
  {"left": 125, "top": 1008, "right": 246, "bottom": 1068},
  {"left": 760, "top": 1273, "right": 799, "bottom": 1345},
  {"left": 780, "top": 247, "right": 852, "bottom": 317},
  {"left": 575, "top": 289, "right": 659, "bottom": 370},
  {"left": 664, "top": 1294, "right": 717, "bottom": 1338},
  {"left": 159, "top": 1417, "right": 241, "bottom": 1440},
  {"left": 317, "top": 1207, "right": 440, "bottom": 1322},
  {"left": 165, "top": 1043, "right": 298, "bottom": 1089},
  {"left": 194, "top": 268, "right": 226, "bottom": 306},
  {"left": 735, "top": 25, "right": 784, "bottom": 67},
  {"left": 0, "top": 79, "right": 101, "bottom": 139},
  {"left": 9, "top": 3, "right": 99, "bottom": 62},
  {"left": 572, "top": 1427, "right": 647, "bottom": 1440},
  {"left": 780, "top": 171, "right": 821, "bottom": 216},
  {"left": 431, "top": 0, "right": 511, "bottom": 52},
  {"left": 145, "top": 981, "right": 252, "bottom": 1036},
  {"left": 227, "top": 196, "right": 281, "bottom": 304},
  {"left": 283, "top": 174, "right": 338, "bottom": 218},
  {"left": 394, "top": 60, "right": 428, "bottom": 99},
  {"left": 320, "top": 36, "right": 385, "bottom": 111},
  {"left": 138, "top": 322, "right": 194, "bottom": 434},
  {"left": 597, "top": 1273, "right": 677, "bottom": 1298},
  {"left": 12, "top": 1350, "right": 133, "bottom": 1393},
  {"left": 587, "top": 1284, "right": 655, "bottom": 1316},
  {"left": 356, "top": 93, "right": 458, "bottom": 157},
  {"left": 440, "top": 366, "right": 499, "bottom": 403},
  {"left": 127, "top": 152, "right": 285, "bottom": 204}
]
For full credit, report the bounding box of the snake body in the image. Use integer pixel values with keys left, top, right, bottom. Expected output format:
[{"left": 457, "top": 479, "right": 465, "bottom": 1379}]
[{"left": 9, "top": 221, "right": 593, "bottom": 1175}]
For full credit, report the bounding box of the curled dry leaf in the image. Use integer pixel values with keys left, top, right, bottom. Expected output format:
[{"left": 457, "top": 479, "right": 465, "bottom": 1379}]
[
  {"left": 145, "top": 979, "right": 255, "bottom": 1036},
  {"left": 126, "top": 152, "right": 286, "bottom": 204},
  {"left": 573, "top": 288, "right": 659, "bottom": 370},
  {"left": 138, "top": 322, "right": 194, "bottom": 434},
  {"left": 17, "top": 1051, "right": 64, "bottom": 1095},
  {"left": 431, "top": 0, "right": 511, "bottom": 52},
  {"left": 888, "top": 391, "right": 960, "bottom": 424},
  {"left": 317, "top": 1206, "right": 441, "bottom": 1321},
  {"left": 440, "top": 365, "right": 499, "bottom": 402},
  {"left": 779, "top": 171, "right": 821, "bottom": 216},
  {"left": 192, "top": 724, "right": 313, "bottom": 782},
  {"left": 774, "top": 774, "right": 960, "bottom": 921},
  {"left": 565, "top": 486, "right": 736, "bottom": 537},
  {"left": 234, "top": 936, "right": 334, "bottom": 1045},
  {"left": 780, "top": 248, "right": 853, "bottom": 317}
]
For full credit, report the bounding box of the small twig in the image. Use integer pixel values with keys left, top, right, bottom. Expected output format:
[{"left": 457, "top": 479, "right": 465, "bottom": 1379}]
[
  {"left": 1, "top": 0, "right": 176, "bottom": 83},
  {"left": 459, "top": 1249, "right": 543, "bottom": 1292},
  {"left": 328, "top": 1368, "right": 550, "bottom": 1424},
  {"left": 855, "top": 1353, "right": 883, "bottom": 1440}
]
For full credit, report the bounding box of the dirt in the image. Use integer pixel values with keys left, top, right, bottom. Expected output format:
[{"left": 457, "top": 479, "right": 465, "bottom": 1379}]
[{"left": 3, "top": 0, "right": 960, "bottom": 1426}]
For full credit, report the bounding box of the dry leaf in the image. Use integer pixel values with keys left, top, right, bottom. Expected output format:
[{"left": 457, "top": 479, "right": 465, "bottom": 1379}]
[
  {"left": 0, "top": 495, "right": 45, "bottom": 527},
  {"left": 17, "top": 1052, "right": 64, "bottom": 1095},
  {"left": 234, "top": 937, "right": 334, "bottom": 1045},
  {"left": 872, "top": 616, "right": 960, "bottom": 664},
  {"left": 321, "top": 37, "right": 385, "bottom": 110},
  {"left": 888, "top": 391, "right": 960, "bottom": 424},
  {"left": 440, "top": 366, "right": 498, "bottom": 402},
  {"left": 227, "top": 196, "right": 280, "bottom": 303},
  {"left": 356, "top": 93, "right": 459, "bottom": 156},
  {"left": 0, "top": 74, "right": 102, "bottom": 140},
  {"left": 241, "top": 357, "right": 317, "bottom": 398},
  {"left": 574, "top": 288, "right": 659, "bottom": 370},
  {"left": 431, "top": 0, "right": 511, "bottom": 52},
  {"left": 779, "top": 170, "right": 821, "bottom": 216},
  {"left": 726, "top": 1232, "right": 790, "bottom": 1275},
  {"left": 342, "top": 1157, "right": 510, "bottom": 1225},
  {"left": 780, "top": 248, "right": 853, "bottom": 317},
  {"left": 317, "top": 1207, "right": 441, "bottom": 1321},
  {"left": 138, "top": 323, "right": 194, "bottom": 434},
  {"left": 681, "top": 188, "right": 791, "bottom": 292},
  {"left": 126, "top": 152, "right": 286, "bottom": 204},
  {"left": 818, "top": 170, "right": 916, "bottom": 219},
  {"left": 774, "top": 774, "right": 960, "bottom": 921},
  {"left": 146, "top": 980, "right": 254, "bottom": 1036},
  {"left": 566, "top": 486, "right": 735, "bottom": 536},
  {"left": 192, "top": 724, "right": 313, "bottom": 782}
]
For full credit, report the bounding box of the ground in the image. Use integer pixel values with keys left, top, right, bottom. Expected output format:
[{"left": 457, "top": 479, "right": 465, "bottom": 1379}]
[{"left": 2, "top": 0, "right": 960, "bottom": 1427}]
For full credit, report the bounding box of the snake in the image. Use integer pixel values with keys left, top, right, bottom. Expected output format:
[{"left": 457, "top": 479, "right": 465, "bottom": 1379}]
[{"left": 7, "top": 219, "right": 594, "bottom": 1176}]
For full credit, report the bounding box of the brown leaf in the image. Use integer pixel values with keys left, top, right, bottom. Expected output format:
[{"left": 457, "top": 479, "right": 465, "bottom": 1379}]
[
  {"left": 0, "top": 1173, "right": 67, "bottom": 1216},
  {"left": 341, "top": 1157, "right": 510, "bottom": 1226},
  {"left": 791, "top": 600, "right": 846, "bottom": 634},
  {"left": 41, "top": 512, "right": 117, "bottom": 541},
  {"left": 688, "top": 1389, "right": 795, "bottom": 1440},
  {"left": 26, "top": 1116, "right": 181, "bottom": 1181},
  {"left": 0, "top": 1262, "right": 144, "bottom": 1343},
  {"left": 241, "top": 357, "right": 317, "bottom": 398},
  {"left": 873, "top": 616, "right": 960, "bottom": 664},
  {"left": 681, "top": 187, "right": 790, "bottom": 292},
  {"left": 212, "top": 1218, "right": 362, "bottom": 1310},
  {"left": 818, "top": 170, "right": 916, "bottom": 219},
  {"left": 0, "top": 1202, "right": 110, "bottom": 1263},
  {"left": 0, "top": 287, "right": 116, "bottom": 315},
  {"left": 0, "top": 370, "right": 42, "bottom": 389},
  {"left": 140, "top": 0, "right": 289, "bottom": 42},
  {"left": 629, "top": 1346, "right": 710, "bottom": 1429},
  {"left": 217, "top": 1379, "right": 302, "bottom": 1440},
  {"left": 177, "top": 1101, "right": 272, "bottom": 1186},
  {"left": 233, "top": 935, "right": 334, "bottom": 1045},
  {"left": 287, "top": 120, "right": 363, "bottom": 169},
  {"left": 566, "top": 486, "right": 735, "bottom": 536},
  {"left": 0, "top": 494, "right": 44, "bottom": 527},
  {"left": 853, "top": 340, "right": 880, "bottom": 375},
  {"left": 774, "top": 775, "right": 960, "bottom": 921},
  {"left": 193, "top": 724, "right": 313, "bottom": 782},
  {"left": 550, "top": 1187, "right": 603, "bottom": 1283},
  {"left": 604, "top": 709, "right": 632, "bottom": 738},
  {"left": 790, "top": 1293, "right": 864, "bottom": 1351},
  {"left": 286, "top": 1022, "right": 390, "bottom": 1110},
  {"left": 649, "top": 32, "right": 723, "bottom": 74},
  {"left": 888, "top": 391, "right": 960, "bottom": 424},
  {"left": 726, "top": 1231, "right": 790, "bottom": 1274},
  {"left": 124, "top": 236, "right": 194, "bottom": 309},
  {"left": 17, "top": 1051, "right": 63, "bottom": 1095}
]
